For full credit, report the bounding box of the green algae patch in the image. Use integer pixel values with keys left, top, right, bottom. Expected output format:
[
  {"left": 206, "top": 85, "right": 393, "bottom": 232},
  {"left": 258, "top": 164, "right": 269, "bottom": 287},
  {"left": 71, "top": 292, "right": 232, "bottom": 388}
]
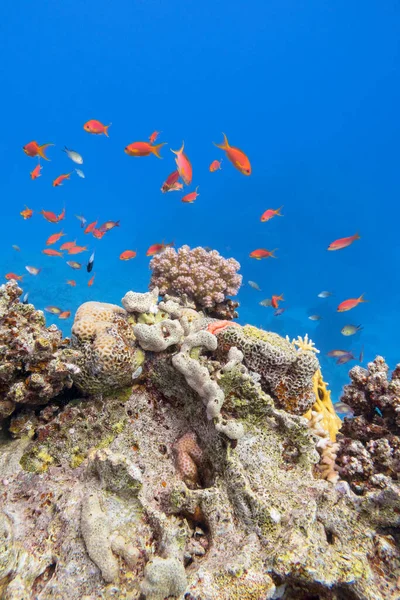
[
  {"left": 219, "top": 367, "right": 273, "bottom": 422},
  {"left": 20, "top": 446, "right": 54, "bottom": 473}
]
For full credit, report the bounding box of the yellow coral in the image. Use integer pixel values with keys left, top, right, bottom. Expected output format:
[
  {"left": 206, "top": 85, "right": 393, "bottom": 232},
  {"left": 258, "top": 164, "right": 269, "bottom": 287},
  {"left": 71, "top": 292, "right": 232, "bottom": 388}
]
[{"left": 304, "top": 370, "right": 342, "bottom": 442}]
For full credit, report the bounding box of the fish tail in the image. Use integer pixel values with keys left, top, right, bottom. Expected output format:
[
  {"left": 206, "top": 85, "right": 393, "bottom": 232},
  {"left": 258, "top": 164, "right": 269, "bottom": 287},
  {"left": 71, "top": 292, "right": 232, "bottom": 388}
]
[
  {"left": 152, "top": 143, "right": 167, "bottom": 159},
  {"left": 354, "top": 232, "right": 361, "bottom": 240},
  {"left": 213, "top": 132, "right": 229, "bottom": 150},
  {"left": 104, "top": 123, "right": 112, "bottom": 137},
  {"left": 38, "top": 143, "right": 54, "bottom": 161},
  {"left": 171, "top": 141, "right": 184, "bottom": 156},
  {"left": 276, "top": 205, "right": 284, "bottom": 216},
  {"left": 358, "top": 294, "right": 368, "bottom": 303},
  {"left": 270, "top": 248, "right": 278, "bottom": 258}
]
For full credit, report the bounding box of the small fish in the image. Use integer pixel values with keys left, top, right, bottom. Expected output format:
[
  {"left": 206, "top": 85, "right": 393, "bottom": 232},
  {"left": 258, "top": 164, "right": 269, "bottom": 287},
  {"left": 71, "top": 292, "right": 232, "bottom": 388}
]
[
  {"left": 88, "top": 274, "right": 95, "bottom": 287},
  {"left": 125, "top": 141, "right": 166, "bottom": 158},
  {"left": 249, "top": 248, "right": 277, "bottom": 260},
  {"left": 98, "top": 220, "right": 120, "bottom": 232},
  {"left": 318, "top": 291, "right": 333, "bottom": 298},
  {"left": 68, "top": 245, "right": 87, "bottom": 255},
  {"left": 57, "top": 207, "right": 66, "bottom": 221},
  {"left": 213, "top": 133, "right": 251, "bottom": 176},
  {"left": 53, "top": 173, "right": 72, "bottom": 187},
  {"left": 84, "top": 221, "right": 98, "bottom": 234},
  {"left": 66, "top": 280, "right": 76, "bottom": 287},
  {"left": 22, "top": 292, "right": 29, "bottom": 304},
  {"left": 12, "top": 245, "right": 20, "bottom": 252},
  {"left": 132, "top": 366, "right": 143, "bottom": 380},
  {"left": 166, "top": 182, "right": 183, "bottom": 192},
  {"left": 75, "top": 215, "right": 87, "bottom": 228},
  {"left": 120, "top": 250, "right": 137, "bottom": 261},
  {"left": 334, "top": 402, "right": 354, "bottom": 415},
  {"left": 181, "top": 186, "right": 200, "bottom": 203},
  {"left": 260, "top": 206, "right": 283, "bottom": 222},
  {"left": 92, "top": 228, "right": 106, "bottom": 239},
  {"left": 274, "top": 308, "right": 285, "bottom": 316},
  {"left": 209, "top": 159, "right": 222, "bottom": 172},
  {"left": 60, "top": 241, "right": 77, "bottom": 251},
  {"left": 5, "top": 273, "right": 23, "bottom": 281},
  {"left": 149, "top": 131, "right": 161, "bottom": 144},
  {"left": 359, "top": 345, "right": 364, "bottom": 363},
  {"left": 271, "top": 294, "right": 284, "bottom": 309},
  {"left": 45, "top": 306, "right": 62, "bottom": 315},
  {"left": 146, "top": 241, "right": 174, "bottom": 257},
  {"left": 171, "top": 142, "right": 193, "bottom": 185},
  {"left": 341, "top": 324, "right": 363, "bottom": 336},
  {"left": 58, "top": 310, "right": 71, "bottom": 319},
  {"left": 40, "top": 210, "right": 58, "bottom": 223},
  {"left": 328, "top": 233, "right": 360, "bottom": 251},
  {"left": 259, "top": 298, "right": 272, "bottom": 307},
  {"left": 30, "top": 163, "right": 42, "bottom": 180},
  {"left": 63, "top": 147, "right": 83, "bottom": 164},
  {"left": 308, "top": 315, "right": 322, "bottom": 321},
  {"left": 248, "top": 281, "right": 261, "bottom": 291},
  {"left": 67, "top": 261, "right": 82, "bottom": 270},
  {"left": 87, "top": 252, "right": 95, "bottom": 273},
  {"left": 23, "top": 141, "right": 54, "bottom": 160},
  {"left": 25, "top": 266, "right": 41, "bottom": 276},
  {"left": 42, "top": 249, "right": 63, "bottom": 257},
  {"left": 83, "top": 119, "right": 111, "bottom": 136},
  {"left": 336, "top": 353, "right": 356, "bottom": 365},
  {"left": 20, "top": 206, "right": 33, "bottom": 219},
  {"left": 337, "top": 295, "right": 367, "bottom": 312},
  {"left": 161, "top": 170, "right": 180, "bottom": 192},
  {"left": 75, "top": 169, "right": 85, "bottom": 179},
  {"left": 326, "top": 349, "right": 350, "bottom": 358},
  {"left": 46, "top": 231, "right": 65, "bottom": 246}
]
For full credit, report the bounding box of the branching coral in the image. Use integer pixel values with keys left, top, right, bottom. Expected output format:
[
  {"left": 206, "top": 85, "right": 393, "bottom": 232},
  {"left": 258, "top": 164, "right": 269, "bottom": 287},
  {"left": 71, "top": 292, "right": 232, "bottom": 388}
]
[{"left": 149, "top": 245, "right": 242, "bottom": 309}]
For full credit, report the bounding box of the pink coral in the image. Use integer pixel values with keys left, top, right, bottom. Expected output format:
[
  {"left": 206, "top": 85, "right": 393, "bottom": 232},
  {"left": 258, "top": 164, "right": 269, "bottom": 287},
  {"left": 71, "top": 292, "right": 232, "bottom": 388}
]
[{"left": 149, "top": 245, "right": 242, "bottom": 308}]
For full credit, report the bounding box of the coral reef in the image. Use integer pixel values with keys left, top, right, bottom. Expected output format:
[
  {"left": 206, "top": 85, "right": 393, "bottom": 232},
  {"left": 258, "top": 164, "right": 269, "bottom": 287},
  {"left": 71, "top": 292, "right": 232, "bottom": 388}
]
[
  {"left": 336, "top": 356, "right": 400, "bottom": 493},
  {"left": 0, "top": 281, "right": 78, "bottom": 421},
  {"left": 149, "top": 245, "right": 242, "bottom": 309}
]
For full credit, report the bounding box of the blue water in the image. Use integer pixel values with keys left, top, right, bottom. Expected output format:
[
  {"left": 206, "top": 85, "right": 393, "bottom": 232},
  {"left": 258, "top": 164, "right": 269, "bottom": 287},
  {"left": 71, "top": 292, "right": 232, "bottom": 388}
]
[{"left": 1, "top": 1, "right": 399, "bottom": 402}]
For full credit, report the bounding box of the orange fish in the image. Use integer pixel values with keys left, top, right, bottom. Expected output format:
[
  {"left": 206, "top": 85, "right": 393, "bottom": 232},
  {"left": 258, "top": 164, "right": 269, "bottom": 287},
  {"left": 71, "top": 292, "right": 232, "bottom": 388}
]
[
  {"left": 88, "top": 274, "right": 95, "bottom": 287},
  {"left": 120, "top": 250, "right": 137, "bottom": 261},
  {"left": 23, "top": 141, "right": 54, "bottom": 160},
  {"left": 66, "top": 280, "right": 76, "bottom": 287},
  {"left": 249, "top": 248, "right": 277, "bottom": 260},
  {"left": 46, "top": 231, "right": 65, "bottom": 246},
  {"left": 181, "top": 186, "right": 200, "bottom": 204},
  {"left": 60, "top": 241, "right": 76, "bottom": 251},
  {"left": 161, "top": 170, "right": 180, "bottom": 192},
  {"left": 171, "top": 142, "right": 192, "bottom": 185},
  {"left": 83, "top": 120, "right": 111, "bottom": 136},
  {"left": 124, "top": 141, "right": 166, "bottom": 158},
  {"left": 209, "top": 159, "right": 222, "bottom": 172},
  {"left": 337, "top": 295, "right": 367, "bottom": 312},
  {"left": 328, "top": 233, "right": 360, "bottom": 251},
  {"left": 149, "top": 131, "right": 161, "bottom": 144},
  {"left": 57, "top": 207, "right": 66, "bottom": 221},
  {"left": 92, "top": 228, "right": 106, "bottom": 239},
  {"left": 30, "top": 163, "right": 42, "bottom": 180},
  {"left": 68, "top": 245, "right": 87, "bottom": 255},
  {"left": 146, "top": 241, "right": 174, "bottom": 257},
  {"left": 58, "top": 311, "right": 71, "bottom": 319},
  {"left": 261, "top": 207, "right": 283, "bottom": 222},
  {"left": 84, "top": 221, "right": 98, "bottom": 234},
  {"left": 40, "top": 210, "right": 59, "bottom": 223},
  {"left": 214, "top": 133, "right": 251, "bottom": 176},
  {"left": 5, "top": 273, "right": 23, "bottom": 281},
  {"left": 271, "top": 294, "right": 284, "bottom": 309},
  {"left": 166, "top": 182, "right": 183, "bottom": 192},
  {"left": 42, "top": 249, "right": 63, "bottom": 257},
  {"left": 20, "top": 206, "right": 33, "bottom": 219},
  {"left": 98, "top": 220, "right": 120, "bottom": 232},
  {"left": 53, "top": 173, "right": 72, "bottom": 187}
]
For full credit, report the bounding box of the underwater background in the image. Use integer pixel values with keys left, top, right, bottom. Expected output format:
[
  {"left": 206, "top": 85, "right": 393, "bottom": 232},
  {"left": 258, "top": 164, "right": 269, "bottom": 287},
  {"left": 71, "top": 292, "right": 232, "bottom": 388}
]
[{"left": 1, "top": 0, "right": 399, "bottom": 402}]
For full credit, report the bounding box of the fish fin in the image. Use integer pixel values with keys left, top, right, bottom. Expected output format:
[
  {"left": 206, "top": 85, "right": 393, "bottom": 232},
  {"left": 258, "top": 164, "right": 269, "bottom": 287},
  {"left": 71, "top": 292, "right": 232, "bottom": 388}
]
[
  {"left": 270, "top": 249, "right": 278, "bottom": 258},
  {"left": 104, "top": 123, "right": 112, "bottom": 137},
  {"left": 354, "top": 232, "right": 361, "bottom": 240},
  {"left": 38, "top": 143, "right": 54, "bottom": 161},
  {"left": 276, "top": 206, "right": 284, "bottom": 216},
  {"left": 171, "top": 142, "right": 184, "bottom": 156},
  {"left": 152, "top": 143, "right": 167, "bottom": 159},
  {"left": 358, "top": 294, "right": 368, "bottom": 303},
  {"left": 213, "top": 133, "right": 229, "bottom": 150}
]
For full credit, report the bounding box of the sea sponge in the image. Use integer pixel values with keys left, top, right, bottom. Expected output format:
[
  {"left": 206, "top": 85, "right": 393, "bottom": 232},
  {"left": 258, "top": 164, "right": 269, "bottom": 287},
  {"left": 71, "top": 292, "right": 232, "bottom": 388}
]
[
  {"left": 71, "top": 301, "right": 144, "bottom": 394},
  {"left": 121, "top": 288, "right": 159, "bottom": 314},
  {"left": 133, "top": 319, "right": 184, "bottom": 352},
  {"left": 140, "top": 556, "right": 187, "bottom": 600}
]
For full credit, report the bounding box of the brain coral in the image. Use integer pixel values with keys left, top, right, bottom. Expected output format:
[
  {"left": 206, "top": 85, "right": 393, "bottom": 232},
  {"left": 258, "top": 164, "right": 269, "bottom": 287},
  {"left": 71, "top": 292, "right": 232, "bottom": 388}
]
[
  {"left": 71, "top": 301, "right": 144, "bottom": 394},
  {"left": 216, "top": 324, "right": 319, "bottom": 414},
  {"left": 149, "top": 245, "right": 242, "bottom": 308}
]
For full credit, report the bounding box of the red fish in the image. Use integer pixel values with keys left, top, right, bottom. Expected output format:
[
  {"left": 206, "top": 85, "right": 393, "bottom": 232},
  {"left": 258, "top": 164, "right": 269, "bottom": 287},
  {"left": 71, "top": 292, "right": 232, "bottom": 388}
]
[
  {"left": 46, "top": 231, "right": 65, "bottom": 246},
  {"left": 53, "top": 173, "right": 72, "bottom": 187},
  {"left": 83, "top": 120, "right": 111, "bottom": 136},
  {"left": 181, "top": 186, "right": 200, "bottom": 204},
  {"left": 60, "top": 241, "right": 76, "bottom": 251},
  {"left": 92, "top": 228, "right": 106, "bottom": 239},
  {"left": 271, "top": 294, "right": 284, "bottom": 309},
  {"left": 261, "top": 207, "right": 283, "bottom": 222},
  {"left": 58, "top": 310, "right": 71, "bottom": 319},
  {"left": 30, "top": 163, "right": 42, "bottom": 180},
  {"left": 40, "top": 210, "right": 58, "bottom": 223},
  {"left": 166, "top": 182, "right": 183, "bottom": 192},
  {"left": 88, "top": 274, "right": 95, "bottom": 287},
  {"left": 20, "top": 206, "right": 33, "bottom": 219},
  {"left": 84, "top": 221, "right": 98, "bottom": 234},
  {"left": 161, "top": 170, "right": 180, "bottom": 193},
  {"left": 120, "top": 250, "right": 137, "bottom": 260},
  {"left": 146, "top": 241, "right": 174, "bottom": 257},
  {"left": 98, "top": 220, "right": 120, "bottom": 232},
  {"left": 42, "top": 249, "right": 63, "bottom": 257},
  {"left": 209, "top": 159, "right": 222, "bottom": 172},
  {"left": 171, "top": 142, "right": 192, "bottom": 185},
  {"left": 213, "top": 133, "right": 251, "bottom": 176},
  {"left": 149, "top": 131, "right": 161, "bottom": 144},
  {"left": 337, "top": 295, "right": 367, "bottom": 312},
  {"left": 23, "top": 141, "right": 54, "bottom": 160},
  {"left": 5, "top": 273, "right": 23, "bottom": 281},
  {"left": 328, "top": 233, "right": 360, "bottom": 251},
  {"left": 68, "top": 245, "right": 87, "bottom": 255},
  {"left": 57, "top": 207, "right": 66, "bottom": 221},
  {"left": 66, "top": 280, "right": 76, "bottom": 287},
  {"left": 249, "top": 249, "right": 277, "bottom": 260},
  {"left": 124, "top": 141, "right": 166, "bottom": 158}
]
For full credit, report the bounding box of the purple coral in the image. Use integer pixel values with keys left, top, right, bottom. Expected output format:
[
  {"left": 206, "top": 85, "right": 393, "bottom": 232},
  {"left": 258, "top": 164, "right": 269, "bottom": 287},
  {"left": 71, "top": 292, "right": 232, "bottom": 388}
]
[{"left": 149, "top": 245, "right": 242, "bottom": 308}]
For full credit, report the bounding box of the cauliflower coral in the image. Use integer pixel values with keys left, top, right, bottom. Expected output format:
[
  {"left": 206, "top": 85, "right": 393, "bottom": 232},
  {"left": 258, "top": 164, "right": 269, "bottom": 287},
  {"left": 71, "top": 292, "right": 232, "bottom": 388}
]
[{"left": 149, "top": 245, "right": 242, "bottom": 308}]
